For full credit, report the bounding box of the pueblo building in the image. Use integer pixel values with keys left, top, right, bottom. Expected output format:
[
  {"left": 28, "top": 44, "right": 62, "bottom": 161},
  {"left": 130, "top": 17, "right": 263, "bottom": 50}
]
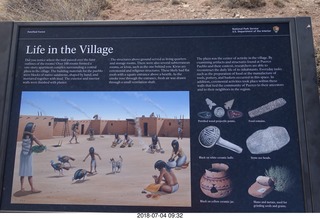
[{"left": 16, "top": 114, "right": 190, "bottom": 141}]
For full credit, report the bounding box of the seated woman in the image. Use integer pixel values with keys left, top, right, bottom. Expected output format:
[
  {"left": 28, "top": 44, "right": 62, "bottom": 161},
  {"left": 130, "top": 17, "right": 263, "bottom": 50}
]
[
  {"left": 153, "top": 160, "right": 179, "bottom": 193},
  {"left": 121, "top": 133, "right": 133, "bottom": 148},
  {"left": 111, "top": 133, "right": 122, "bottom": 148},
  {"left": 148, "top": 134, "right": 161, "bottom": 153},
  {"left": 169, "top": 140, "right": 187, "bottom": 168}
]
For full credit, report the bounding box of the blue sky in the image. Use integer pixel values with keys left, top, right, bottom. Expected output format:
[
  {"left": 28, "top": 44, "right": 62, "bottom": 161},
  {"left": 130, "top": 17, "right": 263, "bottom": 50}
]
[{"left": 20, "top": 91, "right": 189, "bottom": 120}]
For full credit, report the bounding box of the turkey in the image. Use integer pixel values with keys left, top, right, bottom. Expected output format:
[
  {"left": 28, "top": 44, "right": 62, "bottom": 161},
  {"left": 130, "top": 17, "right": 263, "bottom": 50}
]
[
  {"left": 72, "top": 169, "right": 88, "bottom": 181},
  {"left": 50, "top": 160, "right": 70, "bottom": 176},
  {"left": 58, "top": 155, "right": 75, "bottom": 167}
]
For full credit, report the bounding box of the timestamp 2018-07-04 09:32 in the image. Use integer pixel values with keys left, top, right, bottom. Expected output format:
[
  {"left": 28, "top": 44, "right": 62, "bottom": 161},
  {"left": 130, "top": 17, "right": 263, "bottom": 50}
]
[{"left": 137, "top": 213, "right": 183, "bottom": 218}]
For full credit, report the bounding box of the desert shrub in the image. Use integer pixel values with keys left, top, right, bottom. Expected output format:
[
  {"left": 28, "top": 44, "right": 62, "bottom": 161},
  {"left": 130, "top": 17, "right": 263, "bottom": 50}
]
[
  {"left": 169, "top": 0, "right": 181, "bottom": 5},
  {"left": 0, "top": 0, "right": 111, "bottom": 21},
  {"left": 273, "top": 0, "right": 285, "bottom": 8},
  {"left": 227, "top": 0, "right": 266, "bottom": 9},
  {"left": 126, "top": 0, "right": 161, "bottom": 3},
  {"left": 201, "top": 0, "right": 224, "bottom": 6},
  {"left": 265, "top": 166, "right": 295, "bottom": 192}
]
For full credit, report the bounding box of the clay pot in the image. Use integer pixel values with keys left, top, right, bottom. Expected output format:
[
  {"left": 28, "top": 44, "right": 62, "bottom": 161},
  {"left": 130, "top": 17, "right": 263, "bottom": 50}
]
[
  {"left": 200, "top": 163, "right": 233, "bottom": 198},
  {"left": 167, "top": 160, "right": 176, "bottom": 168}
]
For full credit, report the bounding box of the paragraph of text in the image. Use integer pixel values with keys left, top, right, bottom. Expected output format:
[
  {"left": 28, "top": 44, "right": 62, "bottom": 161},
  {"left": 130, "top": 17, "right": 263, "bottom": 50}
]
[
  {"left": 108, "top": 57, "right": 190, "bottom": 85},
  {"left": 196, "top": 56, "right": 284, "bottom": 92},
  {"left": 23, "top": 58, "right": 101, "bottom": 85}
]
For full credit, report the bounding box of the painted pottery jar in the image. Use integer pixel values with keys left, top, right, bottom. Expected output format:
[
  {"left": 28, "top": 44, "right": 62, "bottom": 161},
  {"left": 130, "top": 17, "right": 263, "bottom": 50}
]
[
  {"left": 200, "top": 163, "right": 233, "bottom": 198},
  {"left": 167, "top": 159, "right": 176, "bottom": 168}
]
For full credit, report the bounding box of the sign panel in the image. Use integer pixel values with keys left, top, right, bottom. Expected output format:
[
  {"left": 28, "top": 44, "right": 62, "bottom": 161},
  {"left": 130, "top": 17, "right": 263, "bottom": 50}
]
[{"left": 0, "top": 18, "right": 319, "bottom": 212}]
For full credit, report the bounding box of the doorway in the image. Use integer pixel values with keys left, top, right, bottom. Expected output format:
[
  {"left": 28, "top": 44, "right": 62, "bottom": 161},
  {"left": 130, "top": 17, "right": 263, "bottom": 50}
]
[
  {"left": 143, "top": 123, "right": 148, "bottom": 136},
  {"left": 81, "top": 124, "right": 85, "bottom": 135}
]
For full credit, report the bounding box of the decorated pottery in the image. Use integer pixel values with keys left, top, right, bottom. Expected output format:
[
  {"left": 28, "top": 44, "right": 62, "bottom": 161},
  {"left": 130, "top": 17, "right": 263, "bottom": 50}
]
[{"left": 200, "top": 163, "right": 232, "bottom": 198}]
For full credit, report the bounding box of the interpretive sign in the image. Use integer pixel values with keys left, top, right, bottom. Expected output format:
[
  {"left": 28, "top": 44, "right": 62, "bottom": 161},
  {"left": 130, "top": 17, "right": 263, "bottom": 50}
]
[{"left": 0, "top": 18, "right": 319, "bottom": 212}]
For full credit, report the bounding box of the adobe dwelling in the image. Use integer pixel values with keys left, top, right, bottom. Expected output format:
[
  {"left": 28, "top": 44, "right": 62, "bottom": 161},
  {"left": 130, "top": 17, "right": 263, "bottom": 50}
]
[
  {"left": 17, "top": 115, "right": 55, "bottom": 141},
  {"left": 17, "top": 115, "right": 190, "bottom": 141}
]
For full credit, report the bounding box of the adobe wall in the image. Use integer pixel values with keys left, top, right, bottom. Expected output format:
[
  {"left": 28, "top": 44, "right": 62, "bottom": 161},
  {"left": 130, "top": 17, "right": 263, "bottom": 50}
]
[
  {"left": 138, "top": 117, "right": 158, "bottom": 137},
  {"left": 181, "top": 118, "right": 190, "bottom": 138},
  {"left": 17, "top": 115, "right": 190, "bottom": 141},
  {"left": 104, "top": 120, "right": 128, "bottom": 135},
  {"left": 158, "top": 118, "right": 190, "bottom": 138},
  {"left": 68, "top": 120, "right": 92, "bottom": 136},
  {"left": 135, "top": 117, "right": 190, "bottom": 138},
  {"left": 53, "top": 120, "right": 68, "bottom": 137},
  {"left": 17, "top": 115, "right": 54, "bottom": 141},
  {"left": 159, "top": 119, "right": 179, "bottom": 137},
  {"left": 101, "top": 120, "right": 109, "bottom": 134},
  {"left": 127, "top": 119, "right": 136, "bottom": 135},
  {"left": 88, "top": 120, "right": 101, "bottom": 135}
]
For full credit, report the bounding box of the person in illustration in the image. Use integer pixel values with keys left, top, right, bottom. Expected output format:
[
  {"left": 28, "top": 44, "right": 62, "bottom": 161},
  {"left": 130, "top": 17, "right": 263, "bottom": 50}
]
[
  {"left": 89, "top": 127, "right": 94, "bottom": 138},
  {"left": 148, "top": 134, "right": 162, "bottom": 153},
  {"left": 169, "top": 140, "right": 188, "bottom": 168},
  {"left": 152, "top": 160, "right": 179, "bottom": 193},
  {"left": 177, "top": 126, "right": 183, "bottom": 139},
  {"left": 88, "top": 127, "right": 95, "bottom": 141},
  {"left": 19, "top": 122, "right": 42, "bottom": 193},
  {"left": 120, "top": 133, "right": 133, "bottom": 148},
  {"left": 69, "top": 122, "right": 79, "bottom": 144},
  {"left": 83, "top": 146, "right": 101, "bottom": 173},
  {"left": 111, "top": 133, "right": 122, "bottom": 147}
]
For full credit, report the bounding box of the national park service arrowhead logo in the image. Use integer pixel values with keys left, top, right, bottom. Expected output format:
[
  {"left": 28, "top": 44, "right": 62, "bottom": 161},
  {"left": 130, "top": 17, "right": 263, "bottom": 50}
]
[{"left": 273, "top": 26, "right": 280, "bottom": 33}]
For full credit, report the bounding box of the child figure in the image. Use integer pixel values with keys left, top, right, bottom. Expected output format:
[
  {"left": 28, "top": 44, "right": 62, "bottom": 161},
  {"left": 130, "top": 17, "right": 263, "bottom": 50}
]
[{"left": 83, "top": 147, "right": 101, "bottom": 174}]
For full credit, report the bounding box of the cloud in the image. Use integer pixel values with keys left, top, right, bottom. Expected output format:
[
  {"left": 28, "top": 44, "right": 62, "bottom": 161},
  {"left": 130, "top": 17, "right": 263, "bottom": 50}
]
[
  {"left": 22, "top": 99, "right": 47, "bottom": 115},
  {"left": 132, "top": 92, "right": 168, "bottom": 117}
]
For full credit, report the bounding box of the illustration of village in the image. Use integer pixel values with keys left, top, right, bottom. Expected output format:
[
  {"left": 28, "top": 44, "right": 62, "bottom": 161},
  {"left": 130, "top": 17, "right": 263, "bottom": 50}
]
[{"left": 11, "top": 91, "right": 191, "bottom": 207}]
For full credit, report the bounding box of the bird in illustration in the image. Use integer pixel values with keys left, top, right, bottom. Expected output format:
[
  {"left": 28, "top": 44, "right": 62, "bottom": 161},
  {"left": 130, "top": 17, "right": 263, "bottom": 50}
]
[
  {"left": 72, "top": 169, "right": 88, "bottom": 181},
  {"left": 58, "top": 155, "right": 75, "bottom": 167},
  {"left": 50, "top": 160, "right": 70, "bottom": 176}
]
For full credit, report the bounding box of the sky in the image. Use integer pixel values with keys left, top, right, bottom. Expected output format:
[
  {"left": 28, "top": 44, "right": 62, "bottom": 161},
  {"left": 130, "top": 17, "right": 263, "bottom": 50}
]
[{"left": 20, "top": 91, "right": 189, "bottom": 120}]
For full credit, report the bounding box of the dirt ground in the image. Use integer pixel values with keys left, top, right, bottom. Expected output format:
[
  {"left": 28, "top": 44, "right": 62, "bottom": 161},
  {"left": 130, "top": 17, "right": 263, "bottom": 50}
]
[
  {"left": 0, "top": 0, "right": 319, "bottom": 46},
  {"left": 11, "top": 135, "right": 191, "bottom": 207},
  {"left": 103, "top": 0, "right": 320, "bottom": 47}
]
